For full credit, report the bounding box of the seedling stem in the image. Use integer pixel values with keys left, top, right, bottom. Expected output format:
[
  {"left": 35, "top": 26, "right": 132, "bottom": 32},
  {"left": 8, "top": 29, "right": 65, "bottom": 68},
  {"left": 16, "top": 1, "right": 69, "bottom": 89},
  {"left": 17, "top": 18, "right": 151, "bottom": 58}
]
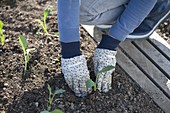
[{"left": 0, "top": 20, "right": 5, "bottom": 46}]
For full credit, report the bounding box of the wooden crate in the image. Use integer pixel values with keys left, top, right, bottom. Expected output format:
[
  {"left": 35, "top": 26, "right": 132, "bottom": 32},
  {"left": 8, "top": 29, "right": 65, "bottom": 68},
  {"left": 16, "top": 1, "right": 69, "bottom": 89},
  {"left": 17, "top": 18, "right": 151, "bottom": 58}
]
[{"left": 82, "top": 25, "right": 170, "bottom": 113}]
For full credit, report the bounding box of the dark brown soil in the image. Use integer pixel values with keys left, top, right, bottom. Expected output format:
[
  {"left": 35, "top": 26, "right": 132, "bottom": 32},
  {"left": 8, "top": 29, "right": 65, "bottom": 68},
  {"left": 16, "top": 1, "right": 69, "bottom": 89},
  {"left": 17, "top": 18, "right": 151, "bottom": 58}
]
[
  {"left": 157, "top": 19, "right": 170, "bottom": 44},
  {"left": 0, "top": 0, "right": 168, "bottom": 113}
]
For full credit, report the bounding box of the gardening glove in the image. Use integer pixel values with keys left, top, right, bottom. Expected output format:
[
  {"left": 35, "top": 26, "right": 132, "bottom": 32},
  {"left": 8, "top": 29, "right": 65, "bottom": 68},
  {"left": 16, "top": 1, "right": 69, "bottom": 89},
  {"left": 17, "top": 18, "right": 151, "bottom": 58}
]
[
  {"left": 93, "top": 48, "right": 117, "bottom": 92},
  {"left": 61, "top": 55, "right": 92, "bottom": 97}
]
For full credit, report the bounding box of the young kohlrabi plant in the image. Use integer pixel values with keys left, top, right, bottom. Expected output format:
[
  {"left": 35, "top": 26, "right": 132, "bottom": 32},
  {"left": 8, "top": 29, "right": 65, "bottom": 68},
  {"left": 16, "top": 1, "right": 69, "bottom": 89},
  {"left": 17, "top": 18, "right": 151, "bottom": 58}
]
[
  {"left": 0, "top": 20, "right": 5, "bottom": 46},
  {"left": 18, "top": 35, "right": 35, "bottom": 72},
  {"left": 35, "top": 7, "right": 59, "bottom": 37},
  {"left": 40, "top": 84, "right": 65, "bottom": 113},
  {"left": 86, "top": 65, "right": 115, "bottom": 91}
]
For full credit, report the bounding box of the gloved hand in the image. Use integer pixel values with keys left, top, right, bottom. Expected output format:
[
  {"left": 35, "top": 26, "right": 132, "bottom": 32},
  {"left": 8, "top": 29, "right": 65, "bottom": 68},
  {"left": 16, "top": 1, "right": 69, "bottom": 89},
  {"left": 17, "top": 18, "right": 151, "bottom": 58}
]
[
  {"left": 93, "top": 48, "right": 117, "bottom": 92},
  {"left": 61, "top": 55, "right": 91, "bottom": 97}
]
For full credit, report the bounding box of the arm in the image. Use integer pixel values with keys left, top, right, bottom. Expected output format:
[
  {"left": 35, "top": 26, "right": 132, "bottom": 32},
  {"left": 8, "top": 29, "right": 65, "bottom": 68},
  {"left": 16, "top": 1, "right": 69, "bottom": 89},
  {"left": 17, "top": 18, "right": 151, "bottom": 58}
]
[
  {"left": 58, "top": 0, "right": 80, "bottom": 43},
  {"left": 94, "top": 0, "right": 157, "bottom": 93},
  {"left": 109, "top": 0, "right": 157, "bottom": 41}
]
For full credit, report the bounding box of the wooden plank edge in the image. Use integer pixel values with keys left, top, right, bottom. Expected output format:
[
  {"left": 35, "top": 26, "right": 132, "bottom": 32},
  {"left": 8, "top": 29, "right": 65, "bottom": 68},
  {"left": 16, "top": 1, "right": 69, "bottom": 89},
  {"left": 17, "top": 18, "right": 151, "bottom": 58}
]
[
  {"left": 81, "top": 25, "right": 95, "bottom": 37},
  {"left": 149, "top": 32, "right": 170, "bottom": 60},
  {"left": 133, "top": 40, "right": 170, "bottom": 78}
]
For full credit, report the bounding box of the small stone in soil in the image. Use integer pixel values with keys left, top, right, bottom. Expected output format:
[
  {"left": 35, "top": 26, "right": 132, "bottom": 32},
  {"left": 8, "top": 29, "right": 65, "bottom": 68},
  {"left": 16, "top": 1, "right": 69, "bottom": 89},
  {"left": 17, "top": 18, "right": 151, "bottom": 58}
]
[
  {"left": 3, "top": 87, "right": 6, "bottom": 91},
  {"left": 35, "top": 102, "right": 39, "bottom": 107},
  {"left": 70, "top": 103, "right": 74, "bottom": 110},
  {"left": 4, "top": 83, "right": 8, "bottom": 87}
]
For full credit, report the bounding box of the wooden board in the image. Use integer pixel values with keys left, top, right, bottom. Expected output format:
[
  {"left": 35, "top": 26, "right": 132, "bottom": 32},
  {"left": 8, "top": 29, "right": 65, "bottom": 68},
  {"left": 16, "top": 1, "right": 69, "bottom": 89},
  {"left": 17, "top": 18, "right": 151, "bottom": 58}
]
[
  {"left": 117, "top": 49, "right": 170, "bottom": 113},
  {"left": 134, "top": 40, "right": 170, "bottom": 78},
  {"left": 82, "top": 25, "right": 170, "bottom": 113},
  {"left": 82, "top": 25, "right": 95, "bottom": 37},
  {"left": 119, "top": 41, "right": 170, "bottom": 96}
]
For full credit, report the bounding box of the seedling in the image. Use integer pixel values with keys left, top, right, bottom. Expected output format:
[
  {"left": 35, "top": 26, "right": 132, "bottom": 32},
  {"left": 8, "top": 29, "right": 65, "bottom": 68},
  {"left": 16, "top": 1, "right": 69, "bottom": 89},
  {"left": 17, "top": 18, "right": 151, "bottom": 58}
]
[
  {"left": 40, "top": 84, "right": 65, "bottom": 113},
  {"left": 86, "top": 65, "right": 115, "bottom": 91},
  {"left": 35, "top": 7, "right": 51, "bottom": 35},
  {"left": 18, "top": 35, "right": 35, "bottom": 72},
  {"left": 0, "top": 20, "right": 5, "bottom": 46},
  {"left": 35, "top": 7, "right": 59, "bottom": 37}
]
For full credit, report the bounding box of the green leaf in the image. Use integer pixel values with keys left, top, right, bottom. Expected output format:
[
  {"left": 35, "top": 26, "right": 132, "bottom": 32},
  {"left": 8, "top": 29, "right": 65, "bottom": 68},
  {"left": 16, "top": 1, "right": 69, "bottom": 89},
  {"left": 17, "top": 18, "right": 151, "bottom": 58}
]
[
  {"left": 35, "top": 19, "right": 48, "bottom": 34},
  {"left": 49, "top": 98, "right": 53, "bottom": 104},
  {"left": 47, "top": 84, "right": 52, "bottom": 96},
  {"left": 47, "top": 105, "right": 51, "bottom": 111},
  {"left": 0, "top": 20, "right": 3, "bottom": 34},
  {"left": 52, "top": 109, "right": 63, "bottom": 113},
  {"left": 96, "top": 66, "right": 115, "bottom": 80},
  {"left": 25, "top": 55, "right": 30, "bottom": 63},
  {"left": 40, "top": 110, "right": 50, "bottom": 113},
  {"left": 55, "top": 98, "right": 60, "bottom": 102},
  {"left": 0, "top": 34, "right": 5, "bottom": 46},
  {"left": 18, "top": 35, "right": 28, "bottom": 55},
  {"left": 35, "top": 19, "right": 44, "bottom": 28},
  {"left": 86, "top": 79, "right": 96, "bottom": 91},
  {"left": 0, "top": 21, "right": 5, "bottom": 46},
  {"left": 54, "top": 89, "right": 65, "bottom": 95},
  {"left": 44, "top": 7, "right": 51, "bottom": 24},
  {"left": 98, "top": 65, "right": 115, "bottom": 74}
]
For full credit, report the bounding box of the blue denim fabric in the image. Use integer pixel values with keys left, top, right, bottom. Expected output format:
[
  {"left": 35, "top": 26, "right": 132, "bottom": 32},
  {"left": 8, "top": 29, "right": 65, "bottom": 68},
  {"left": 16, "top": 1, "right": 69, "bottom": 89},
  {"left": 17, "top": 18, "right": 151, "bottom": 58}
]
[{"left": 58, "top": 0, "right": 157, "bottom": 42}]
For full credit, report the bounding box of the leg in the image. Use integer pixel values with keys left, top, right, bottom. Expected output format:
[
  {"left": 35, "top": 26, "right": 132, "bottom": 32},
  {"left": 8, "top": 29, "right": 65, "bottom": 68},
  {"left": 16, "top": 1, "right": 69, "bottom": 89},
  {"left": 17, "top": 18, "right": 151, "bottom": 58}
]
[
  {"left": 127, "top": 0, "right": 170, "bottom": 40},
  {"left": 80, "top": 0, "right": 129, "bottom": 25},
  {"left": 58, "top": 0, "right": 91, "bottom": 97},
  {"left": 80, "top": 0, "right": 128, "bottom": 92}
]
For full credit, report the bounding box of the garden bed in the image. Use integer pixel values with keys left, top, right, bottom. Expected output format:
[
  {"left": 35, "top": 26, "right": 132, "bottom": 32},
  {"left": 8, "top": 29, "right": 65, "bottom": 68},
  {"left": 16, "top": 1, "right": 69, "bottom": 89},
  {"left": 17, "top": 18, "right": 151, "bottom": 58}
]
[{"left": 0, "top": 0, "right": 169, "bottom": 113}]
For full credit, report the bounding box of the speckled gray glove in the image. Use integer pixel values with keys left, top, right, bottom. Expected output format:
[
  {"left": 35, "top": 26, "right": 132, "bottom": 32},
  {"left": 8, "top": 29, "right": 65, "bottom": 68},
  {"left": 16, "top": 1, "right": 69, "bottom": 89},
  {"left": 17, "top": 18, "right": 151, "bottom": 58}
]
[
  {"left": 93, "top": 48, "right": 117, "bottom": 92},
  {"left": 61, "top": 55, "right": 91, "bottom": 97}
]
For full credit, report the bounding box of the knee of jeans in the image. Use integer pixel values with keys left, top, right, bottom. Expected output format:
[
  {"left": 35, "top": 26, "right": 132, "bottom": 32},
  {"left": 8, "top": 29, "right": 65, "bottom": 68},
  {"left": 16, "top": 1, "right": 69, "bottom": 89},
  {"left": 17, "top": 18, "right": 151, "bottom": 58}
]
[{"left": 80, "top": 14, "right": 98, "bottom": 25}]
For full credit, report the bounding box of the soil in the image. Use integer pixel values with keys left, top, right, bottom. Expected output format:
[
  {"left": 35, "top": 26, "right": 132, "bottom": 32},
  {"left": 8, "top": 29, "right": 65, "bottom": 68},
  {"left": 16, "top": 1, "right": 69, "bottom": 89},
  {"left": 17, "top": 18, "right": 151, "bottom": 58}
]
[
  {"left": 157, "top": 19, "right": 170, "bottom": 44},
  {"left": 0, "top": 0, "right": 169, "bottom": 113}
]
